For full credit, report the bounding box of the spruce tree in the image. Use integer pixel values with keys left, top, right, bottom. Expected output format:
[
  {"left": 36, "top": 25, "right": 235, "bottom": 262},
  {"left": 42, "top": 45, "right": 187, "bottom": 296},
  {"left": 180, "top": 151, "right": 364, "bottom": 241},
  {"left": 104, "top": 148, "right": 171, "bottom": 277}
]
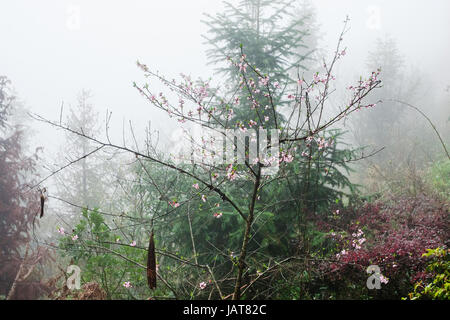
[{"left": 202, "top": 0, "right": 315, "bottom": 126}]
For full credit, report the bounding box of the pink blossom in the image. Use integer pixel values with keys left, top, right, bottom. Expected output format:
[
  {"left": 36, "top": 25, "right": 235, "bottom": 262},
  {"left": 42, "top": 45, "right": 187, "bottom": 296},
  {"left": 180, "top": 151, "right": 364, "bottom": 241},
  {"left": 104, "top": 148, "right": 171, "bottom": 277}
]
[
  {"left": 169, "top": 200, "right": 180, "bottom": 208},
  {"left": 130, "top": 241, "right": 136, "bottom": 247},
  {"left": 317, "top": 137, "right": 327, "bottom": 150},
  {"left": 336, "top": 249, "right": 347, "bottom": 259},
  {"left": 313, "top": 73, "right": 320, "bottom": 83},
  {"left": 380, "top": 275, "right": 389, "bottom": 284},
  {"left": 72, "top": 234, "right": 78, "bottom": 241},
  {"left": 281, "top": 152, "right": 294, "bottom": 163},
  {"left": 227, "top": 109, "right": 234, "bottom": 119},
  {"left": 352, "top": 229, "right": 364, "bottom": 238},
  {"left": 226, "top": 164, "right": 237, "bottom": 181},
  {"left": 123, "top": 281, "right": 132, "bottom": 288},
  {"left": 238, "top": 63, "right": 247, "bottom": 73},
  {"left": 201, "top": 195, "right": 207, "bottom": 202},
  {"left": 57, "top": 227, "right": 65, "bottom": 235},
  {"left": 259, "top": 76, "right": 270, "bottom": 86},
  {"left": 357, "top": 229, "right": 364, "bottom": 237},
  {"left": 199, "top": 281, "right": 207, "bottom": 290},
  {"left": 192, "top": 183, "right": 199, "bottom": 190},
  {"left": 238, "top": 126, "right": 247, "bottom": 133},
  {"left": 213, "top": 212, "right": 223, "bottom": 219}
]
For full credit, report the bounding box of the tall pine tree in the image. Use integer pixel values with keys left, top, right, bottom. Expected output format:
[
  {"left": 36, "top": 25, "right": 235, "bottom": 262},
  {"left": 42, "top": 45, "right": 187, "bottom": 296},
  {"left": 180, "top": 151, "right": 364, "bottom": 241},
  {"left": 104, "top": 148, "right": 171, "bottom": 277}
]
[{"left": 202, "top": 0, "right": 315, "bottom": 126}]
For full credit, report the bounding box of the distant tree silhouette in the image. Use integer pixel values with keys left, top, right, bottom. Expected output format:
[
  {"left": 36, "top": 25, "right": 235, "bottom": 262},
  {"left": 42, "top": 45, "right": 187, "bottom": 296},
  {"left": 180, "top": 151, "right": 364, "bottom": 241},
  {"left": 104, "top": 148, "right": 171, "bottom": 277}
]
[{"left": 0, "top": 76, "right": 49, "bottom": 299}]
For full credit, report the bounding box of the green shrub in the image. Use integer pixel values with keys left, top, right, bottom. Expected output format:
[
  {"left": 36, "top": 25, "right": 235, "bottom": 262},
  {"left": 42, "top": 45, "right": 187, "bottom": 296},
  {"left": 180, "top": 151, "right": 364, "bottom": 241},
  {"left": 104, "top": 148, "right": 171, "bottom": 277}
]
[
  {"left": 426, "top": 159, "right": 450, "bottom": 200},
  {"left": 406, "top": 247, "right": 450, "bottom": 300}
]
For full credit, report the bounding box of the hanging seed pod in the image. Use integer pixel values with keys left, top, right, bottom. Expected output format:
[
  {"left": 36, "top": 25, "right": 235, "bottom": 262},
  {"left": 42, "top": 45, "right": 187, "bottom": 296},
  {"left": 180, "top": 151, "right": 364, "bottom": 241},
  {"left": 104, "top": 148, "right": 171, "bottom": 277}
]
[
  {"left": 39, "top": 187, "right": 47, "bottom": 219},
  {"left": 40, "top": 193, "right": 45, "bottom": 218},
  {"left": 147, "top": 231, "right": 156, "bottom": 289}
]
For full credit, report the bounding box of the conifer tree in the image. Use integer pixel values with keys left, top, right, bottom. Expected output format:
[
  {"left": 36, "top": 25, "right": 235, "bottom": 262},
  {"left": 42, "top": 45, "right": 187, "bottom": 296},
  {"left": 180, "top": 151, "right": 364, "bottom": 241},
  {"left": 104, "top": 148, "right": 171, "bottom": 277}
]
[
  {"left": 202, "top": 0, "right": 315, "bottom": 126},
  {"left": 54, "top": 90, "right": 106, "bottom": 215}
]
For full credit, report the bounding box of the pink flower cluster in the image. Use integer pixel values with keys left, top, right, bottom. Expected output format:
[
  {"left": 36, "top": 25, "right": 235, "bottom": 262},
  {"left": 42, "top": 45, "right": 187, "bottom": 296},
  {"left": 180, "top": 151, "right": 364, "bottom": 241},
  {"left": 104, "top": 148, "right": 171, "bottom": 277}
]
[
  {"left": 280, "top": 151, "right": 294, "bottom": 163},
  {"left": 226, "top": 164, "right": 237, "bottom": 181},
  {"left": 318, "top": 195, "right": 447, "bottom": 295},
  {"left": 350, "top": 229, "right": 366, "bottom": 250},
  {"left": 238, "top": 54, "right": 247, "bottom": 73},
  {"left": 169, "top": 200, "right": 180, "bottom": 208},
  {"left": 347, "top": 70, "right": 381, "bottom": 95},
  {"left": 259, "top": 76, "right": 270, "bottom": 86}
]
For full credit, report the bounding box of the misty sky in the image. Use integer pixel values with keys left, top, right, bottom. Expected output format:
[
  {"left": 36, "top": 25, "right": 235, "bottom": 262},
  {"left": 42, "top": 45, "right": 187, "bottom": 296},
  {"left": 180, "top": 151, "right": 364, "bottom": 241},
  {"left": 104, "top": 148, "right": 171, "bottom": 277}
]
[{"left": 1, "top": 0, "right": 449, "bottom": 160}]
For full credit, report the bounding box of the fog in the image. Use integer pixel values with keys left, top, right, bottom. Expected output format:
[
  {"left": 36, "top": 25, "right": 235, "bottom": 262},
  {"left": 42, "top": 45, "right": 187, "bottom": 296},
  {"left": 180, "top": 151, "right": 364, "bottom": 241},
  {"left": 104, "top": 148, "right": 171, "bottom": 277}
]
[
  {"left": 0, "top": 0, "right": 449, "bottom": 301},
  {"left": 2, "top": 1, "right": 449, "bottom": 155}
]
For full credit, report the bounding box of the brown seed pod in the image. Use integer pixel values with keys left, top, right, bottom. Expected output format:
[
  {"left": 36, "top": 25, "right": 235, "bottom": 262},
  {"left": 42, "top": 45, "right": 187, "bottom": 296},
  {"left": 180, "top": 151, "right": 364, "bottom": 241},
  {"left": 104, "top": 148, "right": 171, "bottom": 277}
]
[
  {"left": 40, "top": 194, "right": 45, "bottom": 218},
  {"left": 147, "top": 231, "right": 156, "bottom": 290}
]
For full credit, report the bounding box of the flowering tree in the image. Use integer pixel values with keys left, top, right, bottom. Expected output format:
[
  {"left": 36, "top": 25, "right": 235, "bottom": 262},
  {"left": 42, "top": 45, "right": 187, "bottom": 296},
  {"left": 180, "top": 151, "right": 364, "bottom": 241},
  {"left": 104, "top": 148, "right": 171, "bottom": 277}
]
[{"left": 32, "top": 16, "right": 385, "bottom": 300}]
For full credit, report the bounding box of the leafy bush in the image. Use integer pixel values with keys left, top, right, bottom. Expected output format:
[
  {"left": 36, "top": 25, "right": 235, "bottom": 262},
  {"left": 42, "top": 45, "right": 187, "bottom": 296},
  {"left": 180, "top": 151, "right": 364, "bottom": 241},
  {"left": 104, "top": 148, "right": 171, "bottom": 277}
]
[
  {"left": 405, "top": 247, "right": 449, "bottom": 300},
  {"left": 426, "top": 159, "right": 450, "bottom": 201},
  {"left": 58, "top": 208, "right": 160, "bottom": 300},
  {"left": 314, "top": 194, "right": 449, "bottom": 299}
]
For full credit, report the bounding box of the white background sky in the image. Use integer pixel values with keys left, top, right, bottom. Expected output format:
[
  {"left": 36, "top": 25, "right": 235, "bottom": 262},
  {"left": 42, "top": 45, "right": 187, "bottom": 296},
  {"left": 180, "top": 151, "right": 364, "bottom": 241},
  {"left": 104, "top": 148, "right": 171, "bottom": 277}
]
[{"left": 1, "top": 0, "right": 449, "bottom": 160}]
